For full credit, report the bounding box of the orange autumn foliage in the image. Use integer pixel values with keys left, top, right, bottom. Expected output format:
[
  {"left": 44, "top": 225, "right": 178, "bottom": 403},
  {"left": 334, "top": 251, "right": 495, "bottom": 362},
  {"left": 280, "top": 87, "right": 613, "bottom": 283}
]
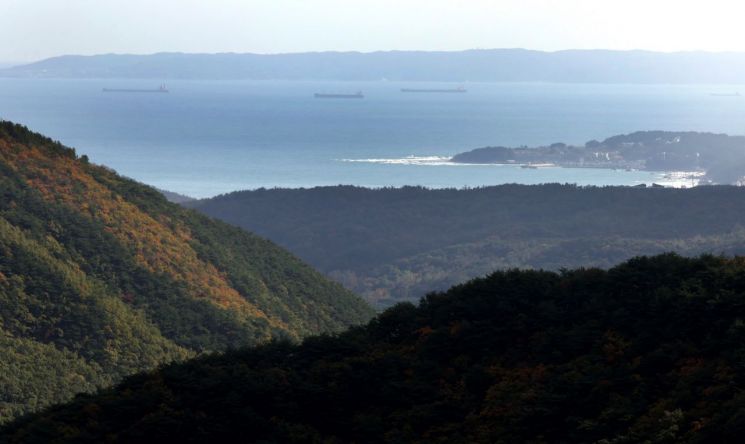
[{"left": 1, "top": 140, "right": 288, "bottom": 332}]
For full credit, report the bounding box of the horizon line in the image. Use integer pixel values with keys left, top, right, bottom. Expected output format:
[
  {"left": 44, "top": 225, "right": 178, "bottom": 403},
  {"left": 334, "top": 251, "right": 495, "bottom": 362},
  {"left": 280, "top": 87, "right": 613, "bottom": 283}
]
[{"left": 9, "top": 47, "right": 745, "bottom": 66}]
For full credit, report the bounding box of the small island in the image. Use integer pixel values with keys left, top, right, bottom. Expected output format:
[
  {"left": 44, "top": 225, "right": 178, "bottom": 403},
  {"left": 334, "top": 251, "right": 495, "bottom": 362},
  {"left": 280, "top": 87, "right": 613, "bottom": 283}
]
[{"left": 450, "top": 131, "right": 745, "bottom": 185}]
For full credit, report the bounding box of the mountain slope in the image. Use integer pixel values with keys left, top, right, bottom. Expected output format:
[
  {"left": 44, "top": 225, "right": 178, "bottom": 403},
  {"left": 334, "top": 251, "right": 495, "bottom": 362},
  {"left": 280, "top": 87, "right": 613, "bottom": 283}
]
[
  {"left": 187, "top": 185, "right": 745, "bottom": 308},
  {"left": 4, "top": 254, "right": 745, "bottom": 443},
  {"left": 5, "top": 50, "right": 745, "bottom": 83},
  {"left": 0, "top": 121, "right": 373, "bottom": 422}
]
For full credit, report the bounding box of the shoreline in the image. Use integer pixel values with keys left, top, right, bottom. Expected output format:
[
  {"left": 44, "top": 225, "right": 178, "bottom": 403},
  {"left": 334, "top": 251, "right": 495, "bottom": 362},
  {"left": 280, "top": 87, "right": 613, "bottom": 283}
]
[
  {"left": 448, "top": 160, "right": 707, "bottom": 186},
  {"left": 341, "top": 156, "right": 705, "bottom": 184}
]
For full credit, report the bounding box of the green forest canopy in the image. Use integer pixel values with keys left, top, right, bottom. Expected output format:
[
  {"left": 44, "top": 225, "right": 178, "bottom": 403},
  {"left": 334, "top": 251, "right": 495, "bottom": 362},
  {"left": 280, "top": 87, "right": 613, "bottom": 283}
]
[
  {"left": 0, "top": 121, "right": 373, "bottom": 423},
  {"left": 5, "top": 254, "right": 745, "bottom": 443},
  {"left": 188, "top": 184, "right": 745, "bottom": 308}
]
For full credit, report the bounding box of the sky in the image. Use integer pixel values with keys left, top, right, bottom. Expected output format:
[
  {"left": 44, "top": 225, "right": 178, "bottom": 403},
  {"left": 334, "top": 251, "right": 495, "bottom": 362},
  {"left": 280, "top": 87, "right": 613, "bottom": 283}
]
[{"left": 2, "top": 0, "right": 745, "bottom": 63}]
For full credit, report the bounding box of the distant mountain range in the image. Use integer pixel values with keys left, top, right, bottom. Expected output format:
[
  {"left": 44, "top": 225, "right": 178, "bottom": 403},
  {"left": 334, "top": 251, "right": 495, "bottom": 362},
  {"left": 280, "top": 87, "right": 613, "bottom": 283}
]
[{"left": 4, "top": 49, "right": 745, "bottom": 83}]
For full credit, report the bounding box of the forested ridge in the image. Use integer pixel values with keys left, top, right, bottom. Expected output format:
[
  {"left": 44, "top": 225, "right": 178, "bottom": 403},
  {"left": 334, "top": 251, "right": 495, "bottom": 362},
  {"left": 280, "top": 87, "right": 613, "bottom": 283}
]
[
  {"left": 188, "top": 184, "right": 745, "bottom": 308},
  {"left": 5, "top": 254, "right": 745, "bottom": 443},
  {"left": 0, "top": 121, "right": 373, "bottom": 423}
]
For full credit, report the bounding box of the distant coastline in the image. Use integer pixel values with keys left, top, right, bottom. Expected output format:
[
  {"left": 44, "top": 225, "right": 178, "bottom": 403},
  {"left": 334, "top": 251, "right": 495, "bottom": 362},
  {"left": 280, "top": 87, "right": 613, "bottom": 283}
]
[
  {"left": 7, "top": 49, "right": 745, "bottom": 83},
  {"left": 4, "top": 79, "right": 745, "bottom": 197},
  {"left": 450, "top": 131, "right": 745, "bottom": 185},
  {"left": 338, "top": 156, "right": 703, "bottom": 188}
]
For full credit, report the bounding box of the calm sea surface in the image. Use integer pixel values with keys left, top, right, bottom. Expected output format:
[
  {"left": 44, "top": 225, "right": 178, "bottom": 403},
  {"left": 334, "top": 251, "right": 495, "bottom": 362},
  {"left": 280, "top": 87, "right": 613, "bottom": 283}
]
[{"left": 1, "top": 79, "right": 744, "bottom": 198}]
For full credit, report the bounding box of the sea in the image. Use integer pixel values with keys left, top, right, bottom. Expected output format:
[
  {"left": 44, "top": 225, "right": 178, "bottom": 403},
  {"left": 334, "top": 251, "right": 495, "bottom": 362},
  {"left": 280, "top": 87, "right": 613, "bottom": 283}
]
[{"left": 1, "top": 79, "right": 744, "bottom": 198}]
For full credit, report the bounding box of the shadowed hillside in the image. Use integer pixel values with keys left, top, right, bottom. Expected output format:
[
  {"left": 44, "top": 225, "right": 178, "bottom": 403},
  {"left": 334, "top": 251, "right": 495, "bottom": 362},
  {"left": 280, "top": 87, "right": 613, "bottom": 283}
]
[
  {"left": 4, "top": 254, "right": 745, "bottom": 443},
  {"left": 188, "top": 185, "right": 745, "bottom": 308}
]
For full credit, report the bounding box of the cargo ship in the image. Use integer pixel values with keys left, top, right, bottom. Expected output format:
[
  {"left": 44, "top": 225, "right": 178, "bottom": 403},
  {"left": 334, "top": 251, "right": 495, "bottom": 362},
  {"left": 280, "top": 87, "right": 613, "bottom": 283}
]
[
  {"left": 401, "top": 86, "right": 466, "bottom": 93},
  {"left": 314, "top": 91, "right": 364, "bottom": 99},
  {"left": 103, "top": 84, "right": 169, "bottom": 93}
]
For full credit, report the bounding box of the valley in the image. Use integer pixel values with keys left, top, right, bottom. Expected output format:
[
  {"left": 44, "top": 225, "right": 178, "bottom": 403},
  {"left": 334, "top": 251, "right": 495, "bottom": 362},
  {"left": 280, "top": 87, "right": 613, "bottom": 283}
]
[{"left": 188, "top": 184, "right": 745, "bottom": 308}]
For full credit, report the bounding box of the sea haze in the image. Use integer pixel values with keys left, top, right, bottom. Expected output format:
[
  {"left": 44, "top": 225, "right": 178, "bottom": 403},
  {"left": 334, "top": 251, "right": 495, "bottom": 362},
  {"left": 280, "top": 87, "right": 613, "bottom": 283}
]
[{"left": 1, "top": 78, "right": 744, "bottom": 198}]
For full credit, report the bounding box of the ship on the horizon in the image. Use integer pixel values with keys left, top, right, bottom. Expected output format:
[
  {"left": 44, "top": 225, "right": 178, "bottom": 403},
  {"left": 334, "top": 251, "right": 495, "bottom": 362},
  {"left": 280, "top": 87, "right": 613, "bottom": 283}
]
[
  {"left": 401, "top": 86, "right": 467, "bottom": 93},
  {"left": 103, "top": 84, "right": 169, "bottom": 93},
  {"left": 314, "top": 91, "right": 364, "bottom": 99}
]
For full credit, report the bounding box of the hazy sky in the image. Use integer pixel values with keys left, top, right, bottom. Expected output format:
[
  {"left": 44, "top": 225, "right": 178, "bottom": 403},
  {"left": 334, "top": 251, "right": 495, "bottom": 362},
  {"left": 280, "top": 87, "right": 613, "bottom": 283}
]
[{"left": 2, "top": 0, "right": 745, "bottom": 62}]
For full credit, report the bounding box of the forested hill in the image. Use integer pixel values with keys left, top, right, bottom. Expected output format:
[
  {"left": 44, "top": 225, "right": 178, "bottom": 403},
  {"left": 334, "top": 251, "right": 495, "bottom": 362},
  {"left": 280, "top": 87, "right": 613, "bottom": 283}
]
[
  {"left": 188, "top": 185, "right": 745, "bottom": 308},
  {"left": 5, "top": 254, "right": 745, "bottom": 443},
  {"left": 0, "top": 121, "right": 373, "bottom": 422}
]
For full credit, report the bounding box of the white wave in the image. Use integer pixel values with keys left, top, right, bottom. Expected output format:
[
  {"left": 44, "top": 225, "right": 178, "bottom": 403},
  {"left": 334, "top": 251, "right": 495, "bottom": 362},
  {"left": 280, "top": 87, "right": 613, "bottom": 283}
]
[
  {"left": 337, "top": 156, "right": 556, "bottom": 167},
  {"left": 650, "top": 171, "right": 706, "bottom": 188},
  {"left": 336, "top": 155, "right": 457, "bottom": 166}
]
